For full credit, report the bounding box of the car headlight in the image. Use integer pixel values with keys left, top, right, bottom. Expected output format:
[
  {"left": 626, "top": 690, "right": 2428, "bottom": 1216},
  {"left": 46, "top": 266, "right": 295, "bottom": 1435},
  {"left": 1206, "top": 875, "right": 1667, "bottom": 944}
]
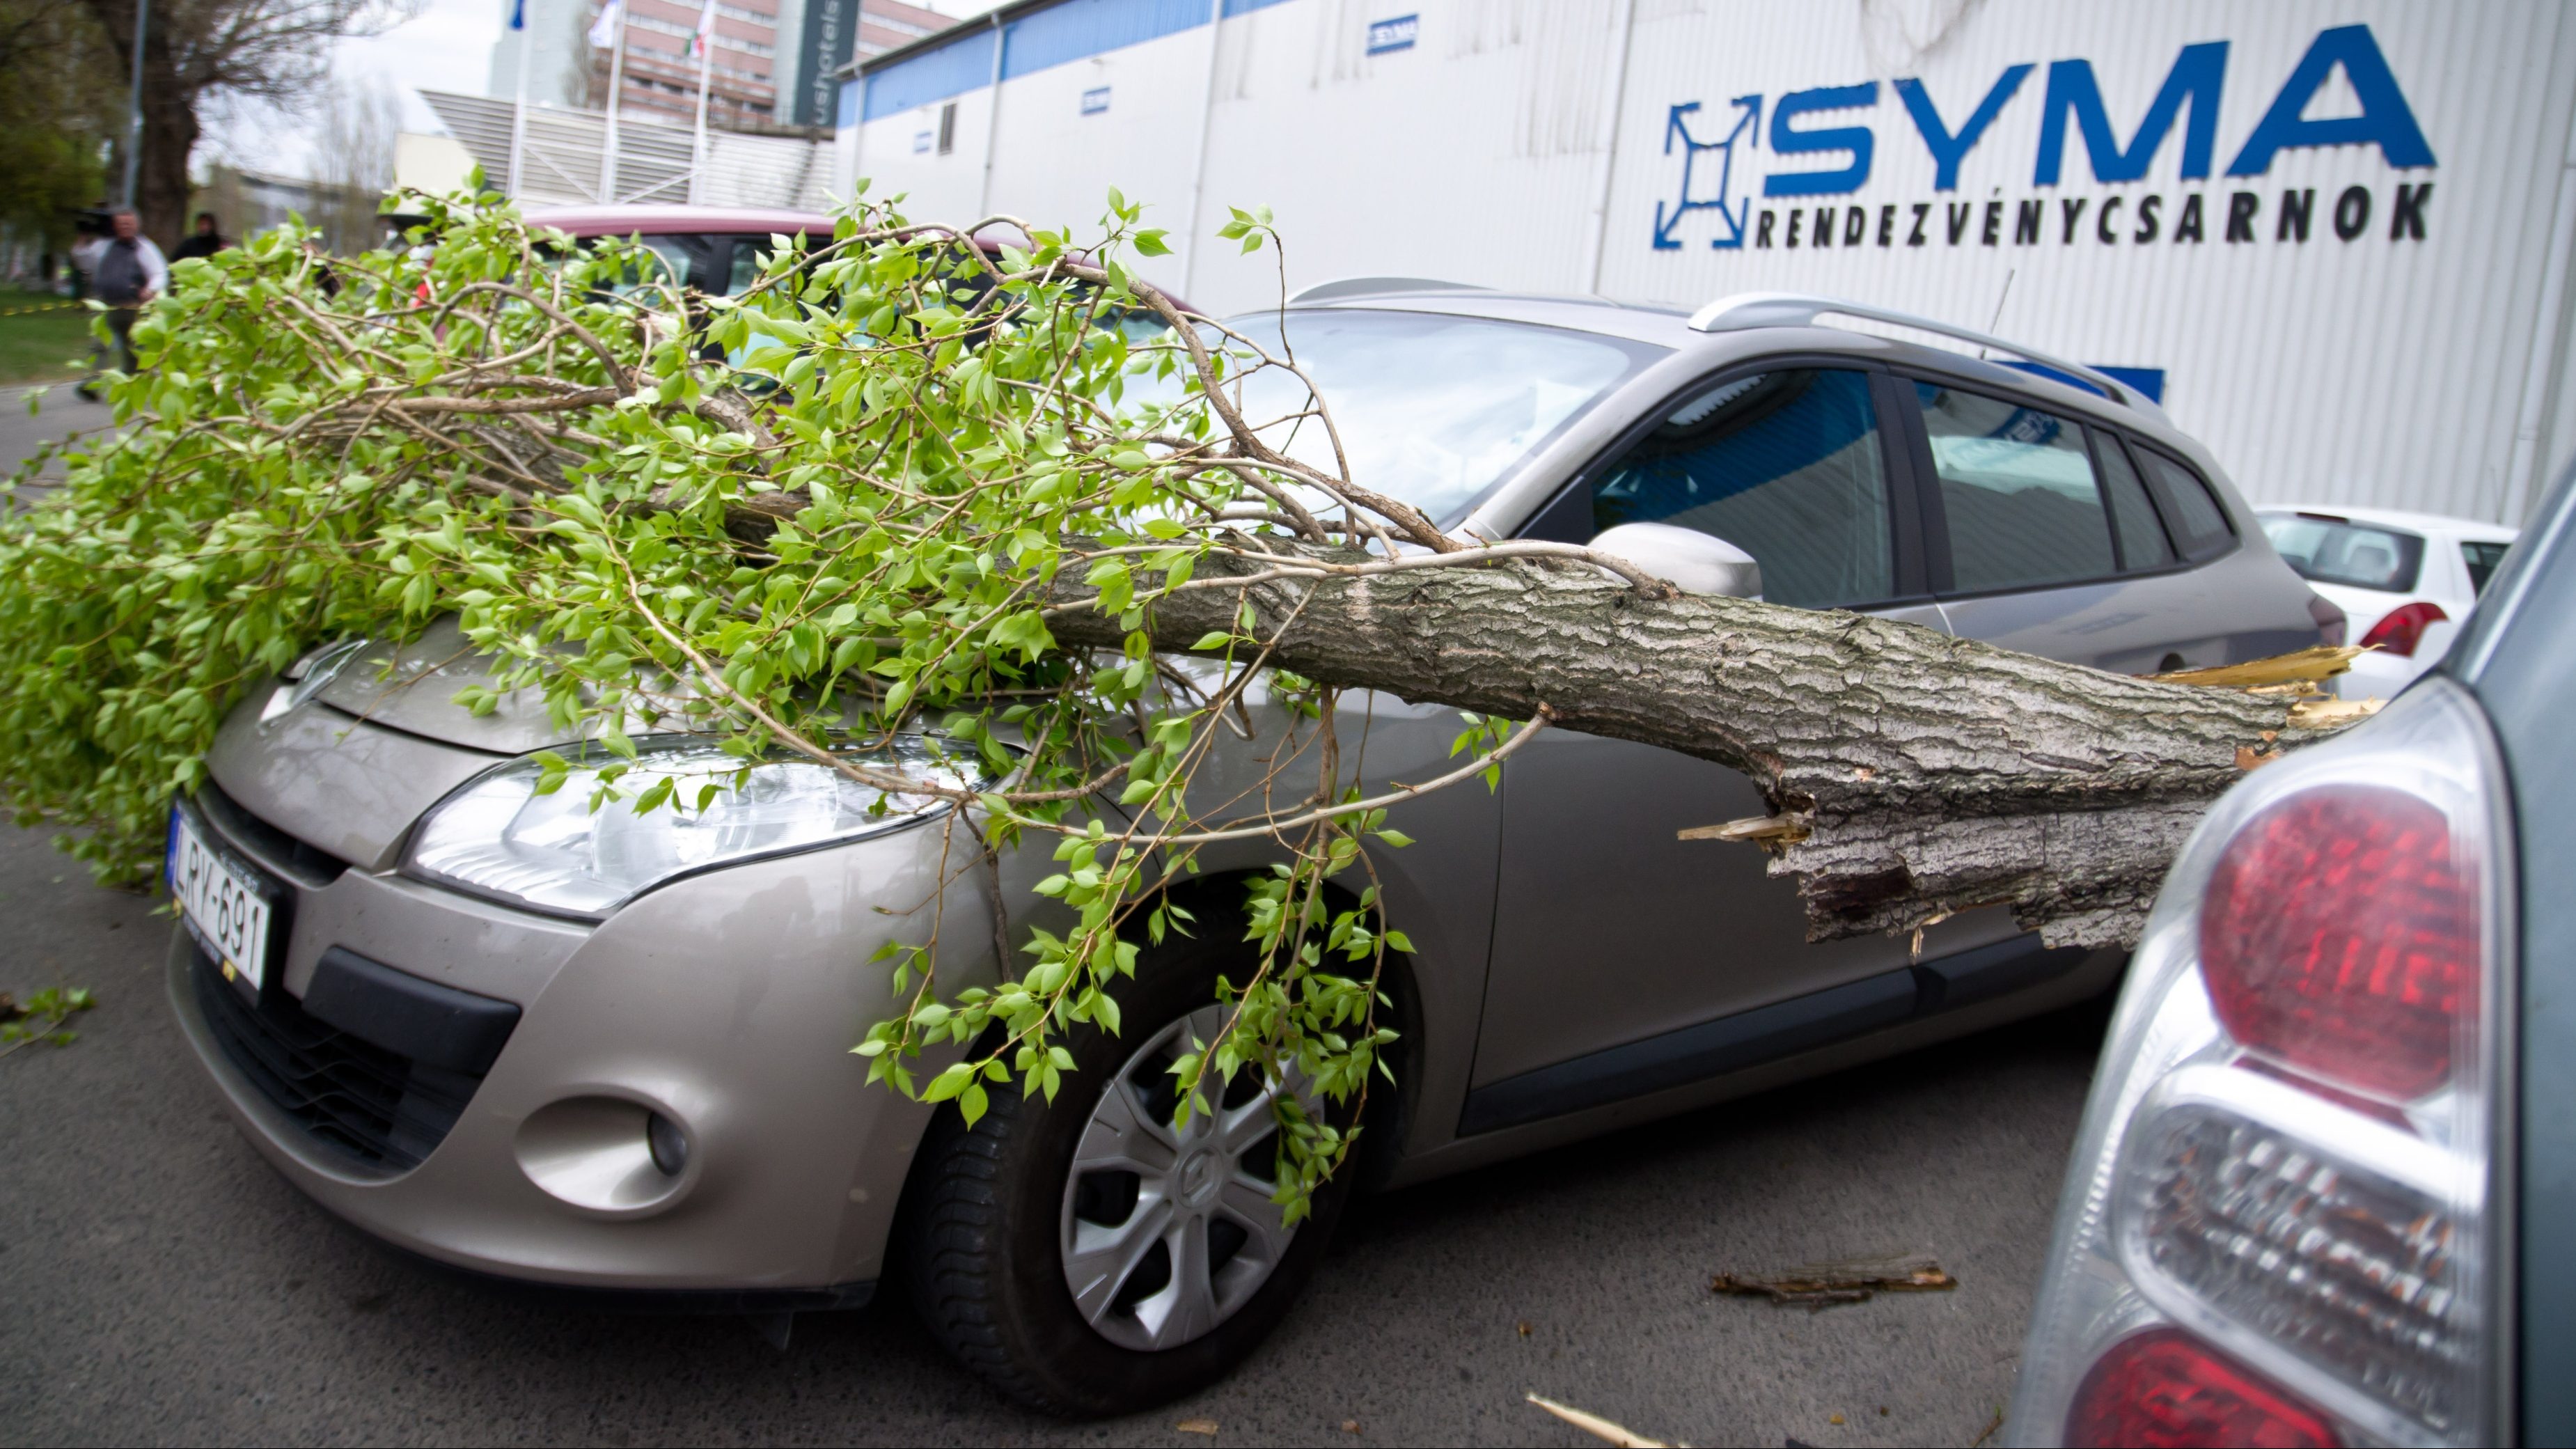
[{"left": 405, "top": 735, "right": 980, "bottom": 918}]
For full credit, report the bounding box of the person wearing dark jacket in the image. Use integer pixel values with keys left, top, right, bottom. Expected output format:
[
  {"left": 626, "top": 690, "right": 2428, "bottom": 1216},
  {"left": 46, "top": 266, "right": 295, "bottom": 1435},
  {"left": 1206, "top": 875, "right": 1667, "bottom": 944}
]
[
  {"left": 77, "top": 208, "right": 168, "bottom": 401},
  {"left": 171, "top": 212, "right": 227, "bottom": 262}
]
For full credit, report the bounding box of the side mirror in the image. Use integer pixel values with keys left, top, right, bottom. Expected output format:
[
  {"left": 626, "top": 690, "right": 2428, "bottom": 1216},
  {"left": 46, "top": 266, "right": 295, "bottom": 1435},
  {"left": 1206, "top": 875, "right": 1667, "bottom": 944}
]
[{"left": 1587, "top": 522, "right": 1764, "bottom": 600}]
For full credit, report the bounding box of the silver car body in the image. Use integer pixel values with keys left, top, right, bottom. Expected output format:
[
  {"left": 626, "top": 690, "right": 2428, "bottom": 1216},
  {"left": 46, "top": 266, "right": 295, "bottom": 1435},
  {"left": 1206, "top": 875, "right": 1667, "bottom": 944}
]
[{"left": 168, "top": 288, "right": 2326, "bottom": 1297}]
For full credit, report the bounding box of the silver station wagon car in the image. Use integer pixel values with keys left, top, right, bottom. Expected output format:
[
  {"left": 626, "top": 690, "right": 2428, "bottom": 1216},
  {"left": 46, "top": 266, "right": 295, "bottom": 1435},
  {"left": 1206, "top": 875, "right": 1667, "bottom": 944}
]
[{"left": 166, "top": 286, "right": 2334, "bottom": 1414}]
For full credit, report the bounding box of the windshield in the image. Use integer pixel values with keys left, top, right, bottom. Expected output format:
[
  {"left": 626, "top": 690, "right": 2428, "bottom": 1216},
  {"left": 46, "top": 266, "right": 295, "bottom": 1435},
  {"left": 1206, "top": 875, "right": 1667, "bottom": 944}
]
[
  {"left": 1145, "top": 309, "right": 1663, "bottom": 525},
  {"left": 2260, "top": 512, "right": 2425, "bottom": 593}
]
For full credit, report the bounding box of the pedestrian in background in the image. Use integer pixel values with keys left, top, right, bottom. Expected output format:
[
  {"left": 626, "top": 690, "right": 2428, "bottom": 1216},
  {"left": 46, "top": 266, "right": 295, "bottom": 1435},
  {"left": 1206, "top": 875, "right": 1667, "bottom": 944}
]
[
  {"left": 66, "top": 216, "right": 107, "bottom": 302},
  {"left": 78, "top": 208, "right": 167, "bottom": 402},
  {"left": 171, "top": 212, "right": 227, "bottom": 263}
]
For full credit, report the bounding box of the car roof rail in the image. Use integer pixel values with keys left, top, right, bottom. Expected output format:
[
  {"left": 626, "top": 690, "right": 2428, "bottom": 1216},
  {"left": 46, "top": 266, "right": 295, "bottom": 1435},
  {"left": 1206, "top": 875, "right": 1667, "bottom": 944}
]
[
  {"left": 1686, "top": 291, "right": 2152, "bottom": 412},
  {"left": 1287, "top": 276, "right": 1492, "bottom": 305}
]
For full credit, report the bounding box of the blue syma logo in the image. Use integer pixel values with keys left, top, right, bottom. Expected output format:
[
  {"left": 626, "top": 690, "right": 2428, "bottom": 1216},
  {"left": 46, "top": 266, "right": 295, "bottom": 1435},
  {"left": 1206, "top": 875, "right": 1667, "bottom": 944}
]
[{"left": 1656, "top": 24, "right": 2439, "bottom": 254}]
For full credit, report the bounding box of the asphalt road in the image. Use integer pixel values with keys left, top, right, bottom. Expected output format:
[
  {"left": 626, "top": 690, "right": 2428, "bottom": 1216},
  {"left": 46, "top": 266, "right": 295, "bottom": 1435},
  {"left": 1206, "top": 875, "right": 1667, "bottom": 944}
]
[
  {"left": 0, "top": 382, "right": 110, "bottom": 489},
  {"left": 0, "top": 817, "right": 2107, "bottom": 1448},
  {"left": 0, "top": 389, "right": 2108, "bottom": 1446}
]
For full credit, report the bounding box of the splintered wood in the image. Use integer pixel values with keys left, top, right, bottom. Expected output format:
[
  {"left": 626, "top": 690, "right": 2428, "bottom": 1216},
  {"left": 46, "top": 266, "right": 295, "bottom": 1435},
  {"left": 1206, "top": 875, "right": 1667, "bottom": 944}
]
[
  {"left": 1709, "top": 1255, "right": 1958, "bottom": 1308},
  {"left": 2149, "top": 643, "right": 2362, "bottom": 689}
]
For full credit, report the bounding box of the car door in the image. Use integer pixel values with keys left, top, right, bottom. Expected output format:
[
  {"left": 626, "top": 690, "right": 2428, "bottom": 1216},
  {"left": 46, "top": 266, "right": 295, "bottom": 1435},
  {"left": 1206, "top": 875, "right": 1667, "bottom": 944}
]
[
  {"left": 1470, "top": 362, "right": 1990, "bottom": 1116},
  {"left": 1904, "top": 377, "right": 2282, "bottom": 671}
]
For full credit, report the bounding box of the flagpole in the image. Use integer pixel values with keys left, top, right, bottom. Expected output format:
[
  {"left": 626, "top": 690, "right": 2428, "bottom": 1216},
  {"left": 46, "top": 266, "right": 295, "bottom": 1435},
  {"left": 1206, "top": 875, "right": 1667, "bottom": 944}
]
[
  {"left": 505, "top": 0, "right": 531, "bottom": 199},
  {"left": 689, "top": 2, "right": 716, "bottom": 205},
  {"left": 597, "top": 0, "right": 629, "bottom": 203}
]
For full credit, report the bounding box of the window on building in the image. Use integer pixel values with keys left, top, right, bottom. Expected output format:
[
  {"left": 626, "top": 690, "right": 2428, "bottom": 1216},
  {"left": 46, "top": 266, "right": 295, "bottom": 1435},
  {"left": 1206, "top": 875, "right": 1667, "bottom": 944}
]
[
  {"left": 937, "top": 100, "right": 957, "bottom": 155},
  {"left": 1912, "top": 382, "right": 2116, "bottom": 594}
]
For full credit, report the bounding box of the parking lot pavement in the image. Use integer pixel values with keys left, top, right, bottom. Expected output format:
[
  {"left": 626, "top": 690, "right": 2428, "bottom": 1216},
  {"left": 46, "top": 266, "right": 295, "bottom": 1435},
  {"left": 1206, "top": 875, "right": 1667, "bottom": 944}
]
[
  {"left": 0, "top": 819, "right": 2109, "bottom": 1448},
  {"left": 0, "top": 382, "right": 111, "bottom": 493}
]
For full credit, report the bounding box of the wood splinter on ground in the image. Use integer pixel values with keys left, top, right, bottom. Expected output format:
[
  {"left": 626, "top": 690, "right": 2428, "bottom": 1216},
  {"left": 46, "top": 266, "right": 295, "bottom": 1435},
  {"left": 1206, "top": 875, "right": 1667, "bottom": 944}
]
[
  {"left": 1525, "top": 1393, "right": 1679, "bottom": 1448},
  {"left": 1709, "top": 1255, "right": 1958, "bottom": 1309}
]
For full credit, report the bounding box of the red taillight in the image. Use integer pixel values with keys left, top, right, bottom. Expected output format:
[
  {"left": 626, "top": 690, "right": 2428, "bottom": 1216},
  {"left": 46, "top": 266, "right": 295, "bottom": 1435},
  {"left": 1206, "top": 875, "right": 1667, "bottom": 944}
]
[
  {"left": 2357, "top": 600, "right": 2447, "bottom": 657},
  {"left": 2067, "top": 1328, "right": 2340, "bottom": 1448},
  {"left": 2198, "top": 786, "right": 2475, "bottom": 1100}
]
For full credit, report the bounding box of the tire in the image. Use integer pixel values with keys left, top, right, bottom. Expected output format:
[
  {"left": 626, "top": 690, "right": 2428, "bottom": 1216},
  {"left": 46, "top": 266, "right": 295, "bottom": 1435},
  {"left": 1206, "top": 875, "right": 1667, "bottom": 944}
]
[{"left": 902, "top": 921, "right": 1358, "bottom": 1416}]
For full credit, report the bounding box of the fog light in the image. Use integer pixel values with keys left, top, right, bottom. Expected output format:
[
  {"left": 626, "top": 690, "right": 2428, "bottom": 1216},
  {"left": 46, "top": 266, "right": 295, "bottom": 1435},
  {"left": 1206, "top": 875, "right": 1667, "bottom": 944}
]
[
  {"left": 647, "top": 1111, "right": 689, "bottom": 1176},
  {"left": 515, "top": 1096, "right": 693, "bottom": 1216}
]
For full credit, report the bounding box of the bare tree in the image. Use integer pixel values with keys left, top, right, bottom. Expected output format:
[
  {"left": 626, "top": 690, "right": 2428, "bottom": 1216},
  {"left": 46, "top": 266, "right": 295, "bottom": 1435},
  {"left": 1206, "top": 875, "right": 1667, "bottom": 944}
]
[
  {"left": 309, "top": 72, "right": 398, "bottom": 251},
  {"left": 77, "top": 0, "right": 416, "bottom": 246}
]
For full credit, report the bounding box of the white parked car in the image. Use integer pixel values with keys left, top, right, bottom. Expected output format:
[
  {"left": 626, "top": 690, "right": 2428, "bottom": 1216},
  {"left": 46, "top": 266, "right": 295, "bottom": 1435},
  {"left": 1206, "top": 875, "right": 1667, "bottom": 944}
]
[{"left": 2256, "top": 506, "right": 2517, "bottom": 696}]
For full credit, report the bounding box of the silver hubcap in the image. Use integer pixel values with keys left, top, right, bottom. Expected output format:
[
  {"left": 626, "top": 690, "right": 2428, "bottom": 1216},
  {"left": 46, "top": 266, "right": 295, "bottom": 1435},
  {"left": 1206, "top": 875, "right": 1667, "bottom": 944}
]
[{"left": 1058, "top": 1005, "right": 1303, "bottom": 1352}]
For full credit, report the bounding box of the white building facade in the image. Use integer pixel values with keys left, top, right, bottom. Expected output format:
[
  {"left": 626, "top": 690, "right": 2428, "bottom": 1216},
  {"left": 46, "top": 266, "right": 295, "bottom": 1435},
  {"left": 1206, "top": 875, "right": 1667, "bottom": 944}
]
[{"left": 839, "top": 0, "right": 2576, "bottom": 525}]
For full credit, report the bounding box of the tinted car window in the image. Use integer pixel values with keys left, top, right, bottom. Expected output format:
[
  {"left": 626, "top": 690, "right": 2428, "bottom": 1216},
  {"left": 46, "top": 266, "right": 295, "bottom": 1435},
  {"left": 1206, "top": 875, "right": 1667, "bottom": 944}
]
[
  {"left": 1913, "top": 382, "right": 2114, "bottom": 593},
  {"left": 1589, "top": 368, "right": 1894, "bottom": 608},
  {"left": 2461, "top": 539, "right": 2511, "bottom": 595},
  {"left": 620, "top": 235, "right": 698, "bottom": 296},
  {"left": 2094, "top": 432, "right": 2175, "bottom": 570},
  {"left": 2135, "top": 446, "right": 2235, "bottom": 560},
  {"left": 725, "top": 239, "right": 764, "bottom": 295},
  {"left": 2259, "top": 514, "right": 2426, "bottom": 593}
]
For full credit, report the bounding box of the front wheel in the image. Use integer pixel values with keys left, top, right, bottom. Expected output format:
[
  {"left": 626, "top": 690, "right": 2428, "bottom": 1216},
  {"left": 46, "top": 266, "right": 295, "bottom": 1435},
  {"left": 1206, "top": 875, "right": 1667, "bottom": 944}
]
[{"left": 902, "top": 930, "right": 1358, "bottom": 1416}]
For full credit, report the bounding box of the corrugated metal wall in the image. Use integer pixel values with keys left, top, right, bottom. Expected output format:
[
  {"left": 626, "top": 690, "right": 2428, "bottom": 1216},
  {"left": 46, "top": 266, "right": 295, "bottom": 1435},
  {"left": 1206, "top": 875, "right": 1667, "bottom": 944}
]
[
  {"left": 425, "top": 91, "right": 839, "bottom": 210},
  {"left": 843, "top": 0, "right": 2576, "bottom": 523}
]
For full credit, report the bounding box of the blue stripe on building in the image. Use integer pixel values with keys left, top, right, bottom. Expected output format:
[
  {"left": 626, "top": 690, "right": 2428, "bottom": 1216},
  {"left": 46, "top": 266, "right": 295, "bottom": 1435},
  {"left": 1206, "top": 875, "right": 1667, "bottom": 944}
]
[
  {"left": 1003, "top": 0, "right": 1211, "bottom": 81},
  {"left": 861, "top": 0, "right": 1301, "bottom": 124},
  {"left": 863, "top": 26, "right": 996, "bottom": 122}
]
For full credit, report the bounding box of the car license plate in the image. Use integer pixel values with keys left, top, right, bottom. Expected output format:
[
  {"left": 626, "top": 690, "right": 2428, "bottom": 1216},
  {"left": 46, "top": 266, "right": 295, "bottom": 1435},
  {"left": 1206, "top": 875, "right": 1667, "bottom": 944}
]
[{"left": 168, "top": 807, "right": 274, "bottom": 992}]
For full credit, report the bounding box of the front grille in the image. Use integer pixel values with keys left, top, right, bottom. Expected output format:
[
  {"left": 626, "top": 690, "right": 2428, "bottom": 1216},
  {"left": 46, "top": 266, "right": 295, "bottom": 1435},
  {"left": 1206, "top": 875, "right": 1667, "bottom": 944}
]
[
  {"left": 191, "top": 944, "right": 483, "bottom": 1170},
  {"left": 195, "top": 781, "right": 350, "bottom": 889}
]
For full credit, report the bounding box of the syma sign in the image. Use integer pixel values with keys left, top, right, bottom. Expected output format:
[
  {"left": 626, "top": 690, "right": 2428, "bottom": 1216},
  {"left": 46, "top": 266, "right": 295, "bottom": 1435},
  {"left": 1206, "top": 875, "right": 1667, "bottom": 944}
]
[{"left": 1655, "top": 23, "right": 2438, "bottom": 258}]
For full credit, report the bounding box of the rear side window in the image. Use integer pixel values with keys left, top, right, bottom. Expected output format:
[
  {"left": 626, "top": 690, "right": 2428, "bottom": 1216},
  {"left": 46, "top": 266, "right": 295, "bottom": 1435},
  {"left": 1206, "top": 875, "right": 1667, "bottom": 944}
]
[
  {"left": 1911, "top": 382, "right": 2114, "bottom": 593},
  {"left": 2134, "top": 446, "right": 2236, "bottom": 560},
  {"left": 2461, "top": 540, "right": 2511, "bottom": 595},
  {"left": 2261, "top": 514, "right": 2426, "bottom": 593},
  {"left": 2093, "top": 432, "right": 2176, "bottom": 570},
  {"left": 725, "top": 239, "right": 764, "bottom": 295},
  {"left": 1589, "top": 368, "right": 1894, "bottom": 608}
]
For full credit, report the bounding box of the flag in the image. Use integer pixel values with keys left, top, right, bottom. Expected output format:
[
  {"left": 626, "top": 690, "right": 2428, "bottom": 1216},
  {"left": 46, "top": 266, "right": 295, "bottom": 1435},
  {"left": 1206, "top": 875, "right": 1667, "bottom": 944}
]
[
  {"left": 508, "top": 0, "right": 524, "bottom": 30},
  {"left": 585, "top": 0, "right": 621, "bottom": 49},
  {"left": 689, "top": 1, "right": 715, "bottom": 59}
]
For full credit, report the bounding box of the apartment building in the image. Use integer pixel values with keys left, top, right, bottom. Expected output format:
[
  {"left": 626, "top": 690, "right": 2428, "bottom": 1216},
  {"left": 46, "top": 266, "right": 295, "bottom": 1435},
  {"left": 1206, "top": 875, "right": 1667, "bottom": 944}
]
[{"left": 493, "top": 0, "right": 950, "bottom": 132}]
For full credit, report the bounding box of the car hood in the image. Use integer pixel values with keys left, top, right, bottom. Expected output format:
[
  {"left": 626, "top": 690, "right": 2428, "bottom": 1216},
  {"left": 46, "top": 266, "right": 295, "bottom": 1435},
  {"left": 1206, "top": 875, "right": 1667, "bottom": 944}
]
[
  {"left": 306, "top": 618, "right": 925, "bottom": 758},
  {"left": 313, "top": 617, "right": 615, "bottom": 755}
]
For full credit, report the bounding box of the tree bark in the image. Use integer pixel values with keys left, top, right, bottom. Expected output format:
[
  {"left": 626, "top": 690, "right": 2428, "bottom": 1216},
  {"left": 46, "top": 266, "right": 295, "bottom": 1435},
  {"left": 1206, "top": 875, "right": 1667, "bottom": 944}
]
[
  {"left": 79, "top": 0, "right": 195, "bottom": 244},
  {"left": 1043, "top": 545, "right": 2332, "bottom": 950}
]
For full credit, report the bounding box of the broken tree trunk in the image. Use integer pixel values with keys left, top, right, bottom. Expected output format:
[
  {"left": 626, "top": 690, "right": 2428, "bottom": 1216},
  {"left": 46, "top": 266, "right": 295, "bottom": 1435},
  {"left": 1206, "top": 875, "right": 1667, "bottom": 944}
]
[{"left": 1042, "top": 543, "right": 2348, "bottom": 949}]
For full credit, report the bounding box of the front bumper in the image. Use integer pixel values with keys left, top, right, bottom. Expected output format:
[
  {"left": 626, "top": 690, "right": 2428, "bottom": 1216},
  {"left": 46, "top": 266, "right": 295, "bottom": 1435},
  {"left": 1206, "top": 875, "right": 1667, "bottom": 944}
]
[{"left": 170, "top": 705, "right": 996, "bottom": 1294}]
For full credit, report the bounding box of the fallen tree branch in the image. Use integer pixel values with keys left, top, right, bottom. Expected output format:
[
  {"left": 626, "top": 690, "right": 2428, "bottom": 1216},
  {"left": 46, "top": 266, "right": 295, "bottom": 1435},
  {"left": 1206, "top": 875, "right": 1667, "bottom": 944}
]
[{"left": 1030, "top": 540, "right": 2338, "bottom": 947}]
